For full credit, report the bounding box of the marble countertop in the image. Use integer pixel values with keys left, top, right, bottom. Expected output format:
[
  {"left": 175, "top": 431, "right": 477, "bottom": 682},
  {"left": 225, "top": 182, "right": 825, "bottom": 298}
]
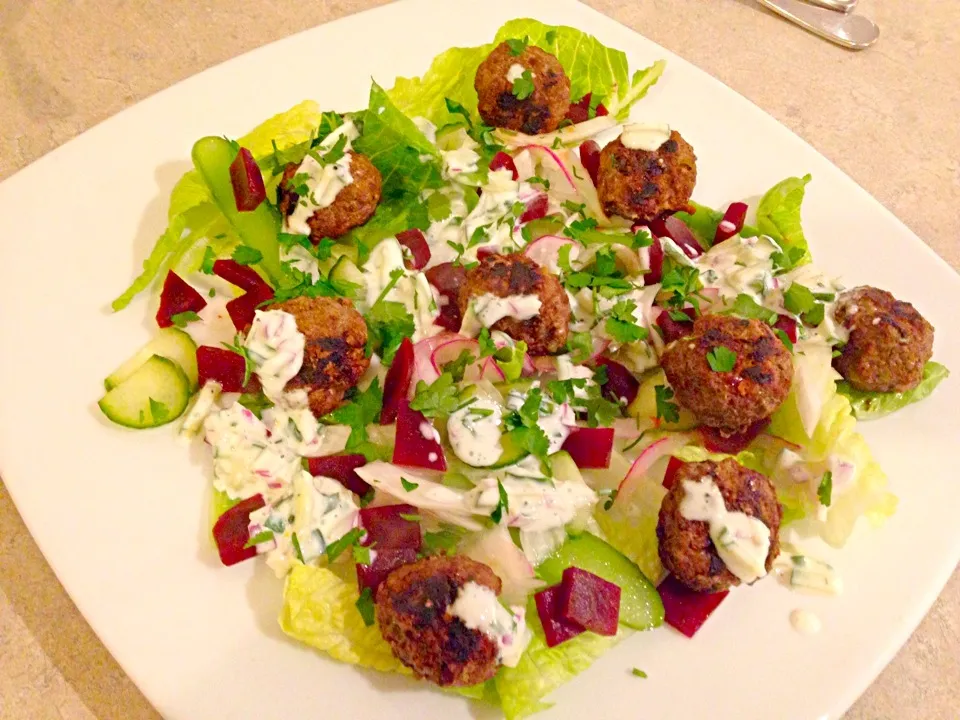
[{"left": 0, "top": 0, "right": 957, "bottom": 718}]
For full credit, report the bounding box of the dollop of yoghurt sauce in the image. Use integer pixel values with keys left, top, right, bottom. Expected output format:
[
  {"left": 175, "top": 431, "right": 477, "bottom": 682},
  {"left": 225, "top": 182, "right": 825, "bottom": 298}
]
[{"left": 198, "top": 309, "right": 359, "bottom": 576}]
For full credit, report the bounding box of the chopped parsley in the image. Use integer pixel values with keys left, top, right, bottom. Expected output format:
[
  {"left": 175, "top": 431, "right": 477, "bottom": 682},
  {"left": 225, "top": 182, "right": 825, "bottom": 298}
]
[
  {"left": 477, "top": 328, "right": 497, "bottom": 358},
  {"left": 148, "top": 397, "right": 169, "bottom": 422},
  {"left": 566, "top": 330, "right": 594, "bottom": 363},
  {"left": 200, "top": 246, "right": 217, "bottom": 274},
  {"left": 505, "top": 36, "right": 529, "bottom": 56},
  {"left": 726, "top": 293, "right": 778, "bottom": 325},
  {"left": 422, "top": 527, "right": 463, "bottom": 555},
  {"left": 771, "top": 246, "right": 806, "bottom": 275},
  {"left": 169, "top": 310, "right": 201, "bottom": 328},
  {"left": 605, "top": 300, "right": 649, "bottom": 345},
  {"left": 490, "top": 479, "right": 510, "bottom": 523},
  {"left": 706, "top": 346, "right": 738, "bottom": 372},
  {"left": 290, "top": 532, "right": 305, "bottom": 563},
  {"left": 774, "top": 328, "right": 794, "bottom": 352},
  {"left": 512, "top": 69, "right": 535, "bottom": 100},
  {"left": 221, "top": 335, "right": 255, "bottom": 386},
  {"left": 427, "top": 192, "right": 452, "bottom": 223},
  {"left": 244, "top": 530, "right": 274, "bottom": 549},
  {"left": 409, "top": 372, "right": 463, "bottom": 418},
  {"left": 818, "top": 470, "right": 833, "bottom": 507},
  {"left": 654, "top": 384, "right": 680, "bottom": 424},
  {"left": 631, "top": 668, "right": 648, "bottom": 679},
  {"left": 365, "top": 299, "right": 415, "bottom": 365},
  {"left": 783, "top": 282, "right": 827, "bottom": 326},
  {"left": 231, "top": 244, "right": 263, "bottom": 266},
  {"left": 660, "top": 265, "right": 704, "bottom": 316},
  {"left": 352, "top": 544, "right": 373, "bottom": 566},
  {"left": 400, "top": 476, "right": 419, "bottom": 492},
  {"left": 355, "top": 587, "right": 376, "bottom": 626},
  {"left": 325, "top": 527, "right": 365, "bottom": 562},
  {"left": 322, "top": 379, "right": 385, "bottom": 461}
]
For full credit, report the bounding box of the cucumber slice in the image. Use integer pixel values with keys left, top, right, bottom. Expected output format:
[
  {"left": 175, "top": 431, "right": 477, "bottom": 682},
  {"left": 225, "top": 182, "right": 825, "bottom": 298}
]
[
  {"left": 98, "top": 355, "right": 191, "bottom": 429},
  {"left": 486, "top": 429, "right": 531, "bottom": 469},
  {"left": 537, "top": 531, "right": 664, "bottom": 630},
  {"left": 329, "top": 255, "right": 364, "bottom": 299},
  {"left": 104, "top": 327, "right": 199, "bottom": 391},
  {"left": 548, "top": 450, "right": 583, "bottom": 484},
  {"left": 628, "top": 368, "right": 697, "bottom": 431}
]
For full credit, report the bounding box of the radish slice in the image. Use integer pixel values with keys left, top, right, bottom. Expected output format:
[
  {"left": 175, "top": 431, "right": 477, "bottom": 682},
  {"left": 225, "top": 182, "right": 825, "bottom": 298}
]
[
  {"left": 523, "top": 144, "right": 577, "bottom": 194},
  {"left": 431, "top": 337, "right": 480, "bottom": 372},
  {"left": 526, "top": 355, "right": 557, "bottom": 376},
  {"left": 460, "top": 526, "right": 544, "bottom": 605},
  {"left": 519, "top": 194, "right": 549, "bottom": 224},
  {"left": 467, "top": 356, "right": 505, "bottom": 382},
  {"left": 616, "top": 433, "right": 693, "bottom": 505},
  {"left": 412, "top": 332, "right": 458, "bottom": 385},
  {"left": 713, "top": 202, "right": 748, "bottom": 244},
  {"left": 523, "top": 234, "right": 578, "bottom": 272}
]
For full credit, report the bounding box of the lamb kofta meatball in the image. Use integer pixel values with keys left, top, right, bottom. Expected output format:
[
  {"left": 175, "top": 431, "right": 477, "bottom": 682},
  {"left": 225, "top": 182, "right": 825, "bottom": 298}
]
[
  {"left": 474, "top": 41, "right": 571, "bottom": 135},
  {"left": 271, "top": 296, "right": 369, "bottom": 417},
  {"left": 277, "top": 152, "right": 382, "bottom": 242},
  {"left": 376, "top": 555, "right": 503, "bottom": 687},
  {"left": 657, "top": 458, "right": 782, "bottom": 593},
  {"left": 459, "top": 253, "right": 569, "bottom": 354},
  {"left": 596, "top": 131, "right": 697, "bottom": 223},
  {"left": 832, "top": 286, "right": 934, "bottom": 393},
  {"left": 660, "top": 314, "right": 793, "bottom": 434}
]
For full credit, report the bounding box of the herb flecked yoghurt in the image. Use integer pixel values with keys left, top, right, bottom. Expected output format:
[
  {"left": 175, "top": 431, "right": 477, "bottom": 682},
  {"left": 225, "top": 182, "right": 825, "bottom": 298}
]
[{"left": 449, "top": 581, "right": 532, "bottom": 667}]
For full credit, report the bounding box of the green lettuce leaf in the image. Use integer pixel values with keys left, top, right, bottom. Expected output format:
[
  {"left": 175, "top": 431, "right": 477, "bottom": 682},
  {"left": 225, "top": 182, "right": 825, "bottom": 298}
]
[
  {"left": 387, "top": 19, "right": 664, "bottom": 128},
  {"left": 756, "top": 174, "right": 813, "bottom": 267},
  {"left": 837, "top": 361, "right": 949, "bottom": 420},
  {"left": 354, "top": 81, "right": 443, "bottom": 197},
  {"left": 593, "top": 476, "right": 666, "bottom": 582},
  {"left": 112, "top": 101, "right": 325, "bottom": 310},
  {"left": 495, "top": 600, "right": 629, "bottom": 720}
]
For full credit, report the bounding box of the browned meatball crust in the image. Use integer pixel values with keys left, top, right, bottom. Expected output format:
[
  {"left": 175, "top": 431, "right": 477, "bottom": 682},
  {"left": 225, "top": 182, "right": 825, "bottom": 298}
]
[
  {"left": 832, "top": 286, "right": 934, "bottom": 393},
  {"left": 376, "top": 555, "right": 503, "bottom": 687},
  {"left": 271, "top": 296, "right": 369, "bottom": 416},
  {"left": 277, "top": 152, "right": 382, "bottom": 242},
  {"left": 661, "top": 314, "right": 793, "bottom": 434},
  {"left": 459, "top": 253, "right": 570, "bottom": 354},
  {"left": 657, "top": 458, "right": 782, "bottom": 593},
  {"left": 475, "top": 41, "right": 571, "bottom": 135},
  {"left": 596, "top": 131, "right": 697, "bottom": 222}
]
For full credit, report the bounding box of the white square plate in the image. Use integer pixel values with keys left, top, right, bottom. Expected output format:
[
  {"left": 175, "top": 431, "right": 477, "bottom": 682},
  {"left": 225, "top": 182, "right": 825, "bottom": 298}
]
[{"left": 1, "top": 1, "right": 957, "bottom": 718}]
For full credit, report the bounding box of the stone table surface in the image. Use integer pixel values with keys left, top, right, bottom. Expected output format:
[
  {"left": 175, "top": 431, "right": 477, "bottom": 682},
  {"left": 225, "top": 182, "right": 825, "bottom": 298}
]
[{"left": 0, "top": 0, "right": 957, "bottom": 718}]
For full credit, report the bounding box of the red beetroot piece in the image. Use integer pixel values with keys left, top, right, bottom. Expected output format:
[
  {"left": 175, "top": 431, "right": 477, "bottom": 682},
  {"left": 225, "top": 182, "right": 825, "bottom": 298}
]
[
  {"left": 476, "top": 246, "right": 499, "bottom": 260},
  {"left": 393, "top": 401, "right": 447, "bottom": 471},
  {"left": 307, "top": 454, "right": 370, "bottom": 496},
  {"left": 561, "top": 427, "right": 615, "bottom": 469},
  {"left": 380, "top": 337, "right": 415, "bottom": 424},
  {"left": 229, "top": 147, "right": 267, "bottom": 212},
  {"left": 643, "top": 237, "right": 665, "bottom": 285},
  {"left": 713, "top": 202, "right": 748, "bottom": 244},
  {"left": 359, "top": 503, "right": 422, "bottom": 551},
  {"left": 156, "top": 271, "right": 206, "bottom": 328},
  {"left": 656, "top": 307, "right": 697, "bottom": 343},
  {"left": 197, "top": 345, "right": 247, "bottom": 392},
  {"left": 559, "top": 566, "right": 621, "bottom": 636},
  {"left": 595, "top": 357, "right": 640, "bottom": 406},
  {"left": 212, "top": 494, "right": 265, "bottom": 566},
  {"left": 649, "top": 215, "right": 703, "bottom": 259},
  {"left": 519, "top": 194, "right": 549, "bottom": 224},
  {"left": 662, "top": 456, "right": 686, "bottom": 490},
  {"left": 396, "top": 229, "right": 431, "bottom": 271},
  {"left": 212, "top": 259, "right": 274, "bottom": 298},
  {"left": 565, "top": 93, "right": 608, "bottom": 124},
  {"left": 774, "top": 314, "right": 798, "bottom": 344},
  {"left": 356, "top": 547, "right": 419, "bottom": 594},
  {"left": 579, "top": 140, "right": 601, "bottom": 187},
  {"left": 489, "top": 151, "right": 519, "bottom": 180},
  {"left": 658, "top": 574, "right": 729, "bottom": 638},
  {"left": 425, "top": 262, "right": 467, "bottom": 331},
  {"left": 699, "top": 418, "right": 770, "bottom": 454},
  {"left": 225, "top": 292, "right": 264, "bottom": 332},
  {"left": 535, "top": 585, "right": 586, "bottom": 648}
]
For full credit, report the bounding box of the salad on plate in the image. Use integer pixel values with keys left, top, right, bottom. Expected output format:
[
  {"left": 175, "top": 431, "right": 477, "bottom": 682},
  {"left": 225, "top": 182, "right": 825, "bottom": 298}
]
[{"left": 98, "top": 18, "right": 949, "bottom": 719}]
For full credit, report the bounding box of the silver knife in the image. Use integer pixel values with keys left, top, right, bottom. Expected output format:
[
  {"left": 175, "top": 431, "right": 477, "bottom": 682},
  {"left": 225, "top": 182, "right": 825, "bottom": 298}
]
[
  {"left": 801, "top": 0, "right": 858, "bottom": 13},
  {"left": 757, "top": 0, "right": 879, "bottom": 49}
]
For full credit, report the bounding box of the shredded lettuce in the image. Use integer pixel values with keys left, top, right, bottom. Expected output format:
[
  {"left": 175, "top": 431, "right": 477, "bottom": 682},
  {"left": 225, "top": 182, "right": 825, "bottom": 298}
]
[
  {"left": 756, "top": 174, "right": 813, "bottom": 267},
  {"left": 495, "top": 601, "right": 628, "bottom": 720},
  {"left": 387, "top": 19, "right": 664, "bottom": 128},
  {"left": 837, "top": 361, "right": 949, "bottom": 420}
]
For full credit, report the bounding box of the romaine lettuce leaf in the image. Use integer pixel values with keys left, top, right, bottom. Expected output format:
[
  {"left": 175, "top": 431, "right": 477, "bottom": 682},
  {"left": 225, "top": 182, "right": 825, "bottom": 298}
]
[
  {"left": 756, "top": 174, "right": 813, "bottom": 267},
  {"left": 387, "top": 19, "right": 664, "bottom": 128},
  {"left": 837, "top": 361, "right": 949, "bottom": 420},
  {"left": 495, "top": 601, "right": 628, "bottom": 720},
  {"left": 593, "top": 477, "right": 666, "bottom": 582}
]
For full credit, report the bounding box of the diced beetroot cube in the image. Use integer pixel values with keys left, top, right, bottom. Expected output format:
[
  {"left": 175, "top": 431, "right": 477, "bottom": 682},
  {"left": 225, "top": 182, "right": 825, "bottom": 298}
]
[
  {"left": 359, "top": 504, "right": 422, "bottom": 551},
  {"left": 381, "top": 337, "right": 414, "bottom": 425},
  {"left": 594, "top": 357, "right": 640, "bottom": 406},
  {"left": 396, "top": 229, "right": 431, "bottom": 271},
  {"left": 565, "top": 93, "right": 606, "bottom": 124},
  {"left": 774, "top": 314, "right": 798, "bottom": 344},
  {"left": 476, "top": 246, "right": 498, "bottom": 260},
  {"left": 519, "top": 194, "right": 548, "bottom": 224},
  {"left": 229, "top": 147, "right": 267, "bottom": 212},
  {"left": 212, "top": 259, "right": 275, "bottom": 298},
  {"left": 393, "top": 401, "right": 447, "bottom": 471},
  {"left": 307, "top": 454, "right": 370, "bottom": 496},
  {"left": 156, "top": 271, "right": 206, "bottom": 328},
  {"left": 535, "top": 585, "right": 585, "bottom": 648},
  {"left": 650, "top": 215, "right": 703, "bottom": 258},
  {"left": 225, "top": 292, "right": 263, "bottom": 332},
  {"left": 699, "top": 418, "right": 769, "bottom": 454},
  {"left": 489, "top": 151, "right": 518, "bottom": 180},
  {"left": 559, "top": 566, "right": 621, "bottom": 636},
  {"left": 212, "top": 494, "right": 265, "bottom": 566},
  {"left": 643, "top": 237, "right": 664, "bottom": 285},
  {"left": 561, "top": 427, "right": 614, "bottom": 469},
  {"left": 658, "top": 574, "right": 729, "bottom": 638},
  {"left": 656, "top": 307, "right": 696, "bottom": 343},
  {"left": 426, "top": 262, "right": 466, "bottom": 332},
  {"left": 579, "top": 140, "right": 601, "bottom": 187},
  {"left": 356, "top": 547, "right": 419, "bottom": 594},
  {"left": 197, "top": 345, "right": 246, "bottom": 392},
  {"left": 713, "top": 202, "right": 748, "bottom": 244},
  {"left": 662, "top": 456, "right": 686, "bottom": 490},
  {"left": 595, "top": 102, "right": 609, "bottom": 117}
]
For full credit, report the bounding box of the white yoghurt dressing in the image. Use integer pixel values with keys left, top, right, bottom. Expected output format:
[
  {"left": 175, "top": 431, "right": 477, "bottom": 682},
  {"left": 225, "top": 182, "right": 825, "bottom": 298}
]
[
  {"left": 363, "top": 238, "right": 441, "bottom": 342},
  {"left": 620, "top": 123, "right": 671, "bottom": 151},
  {"left": 776, "top": 553, "right": 843, "bottom": 595},
  {"left": 505, "top": 386, "right": 575, "bottom": 454},
  {"left": 447, "top": 399, "right": 504, "bottom": 467},
  {"left": 473, "top": 476, "right": 597, "bottom": 532},
  {"left": 680, "top": 477, "right": 771, "bottom": 584},
  {"left": 449, "top": 581, "right": 532, "bottom": 667},
  {"left": 506, "top": 63, "right": 532, "bottom": 83},
  {"left": 244, "top": 310, "right": 305, "bottom": 403},
  {"left": 789, "top": 608, "right": 822, "bottom": 635},
  {"left": 461, "top": 293, "right": 542, "bottom": 336}
]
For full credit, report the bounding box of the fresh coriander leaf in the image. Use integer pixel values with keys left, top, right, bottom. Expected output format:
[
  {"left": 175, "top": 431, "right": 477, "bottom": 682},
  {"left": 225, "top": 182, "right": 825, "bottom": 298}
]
[
  {"left": 320, "top": 133, "right": 348, "bottom": 165},
  {"left": 148, "top": 398, "right": 169, "bottom": 423},
  {"left": 605, "top": 300, "right": 649, "bottom": 344},
  {"left": 783, "top": 283, "right": 816, "bottom": 316},
  {"left": 567, "top": 331, "right": 593, "bottom": 363},
  {"left": 706, "top": 346, "right": 738, "bottom": 372},
  {"left": 654, "top": 384, "right": 680, "bottom": 424},
  {"left": 208, "top": 287, "right": 216, "bottom": 298},
  {"left": 325, "top": 528, "right": 366, "bottom": 562},
  {"left": 445, "top": 350, "right": 476, "bottom": 383},
  {"left": 314, "top": 237, "right": 336, "bottom": 261},
  {"left": 355, "top": 587, "right": 376, "bottom": 626},
  {"left": 726, "top": 293, "right": 778, "bottom": 324},
  {"left": 468, "top": 225, "right": 487, "bottom": 248},
  {"left": 323, "top": 379, "right": 384, "bottom": 461},
  {"left": 365, "top": 300, "right": 414, "bottom": 364},
  {"left": 352, "top": 544, "right": 373, "bottom": 566},
  {"left": 477, "top": 328, "right": 497, "bottom": 358},
  {"left": 491, "top": 479, "right": 510, "bottom": 523},
  {"left": 802, "top": 302, "right": 825, "bottom": 327},
  {"left": 631, "top": 668, "right": 648, "bottom": 679},
  {"left": 632, "top": 227, "right": 653, "bottom": 248},
  {"left": 290, "top": 532, "right": 305, "bottom": 563},
  {"left": 557, "top": 243, "right": 574, "bottom": 274},
  {"left": 512, "top": 70, "right": 535, "bottom": 100},
  {"left": 562, "top": 201, "right": 587, "bottom": 218},
  {"left": 422, "top": 527, "right": 463, "bottom": 555},
  {"left": 581, "top": 394, "right": 620, "bottom": 428},
  {"left": 400, "top": 476, "right": 419, "bottom": 492},
  {"left": 222, "top": 335, "right": 255, "bottom": 386},
  {"left": 372, "top": 267, "right": 405, "bottom": 307},
  {"left": 427, "top": 192, "right": 452, "bottom": 223},
  {"left": 505, "top": 37, "right": 529, "bottom": 56},
  {"left": 200, "top": 246, "right": 217, "bottom": 275},
  {"left": 244, "top": 530, "right": 274, "bottom": 549},
  {"left": 774, "top": 328, "right": 794, "bottom": 352},
  {"left": 409, "top": 373, "right": 462, "bottom": 418},
  {"left": 528, "top": 175, "right": 550, "bottom": 190},
  {"left": 232, "top": 244, "right": 263, "bottom": 266},
  {"left": 771, "top": 246, "right": 806, "bottom": 275},
  {"left": 563, "top": 217, "right": 600, "bottom": 243},
  {"left": 169, "top": 310, "right": 201, "bottom": 328},
  {"left": 818, "top": 470, "right": 833, "bottom": 507}
]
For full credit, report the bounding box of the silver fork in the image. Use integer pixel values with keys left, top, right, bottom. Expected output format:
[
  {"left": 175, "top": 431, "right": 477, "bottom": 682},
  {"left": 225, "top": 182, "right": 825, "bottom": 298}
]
[
  {"left": 757, "top": 0, "right": 879, "bottom": 49},
  {"left": 802, "top": 0, "right": 858, "bottom": 13}
]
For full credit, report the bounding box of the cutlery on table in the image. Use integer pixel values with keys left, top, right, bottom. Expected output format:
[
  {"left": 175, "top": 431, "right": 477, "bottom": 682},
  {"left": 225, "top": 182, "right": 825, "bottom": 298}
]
[{"left": 757, "top": 0, "right": 879, "bottom": 49}]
